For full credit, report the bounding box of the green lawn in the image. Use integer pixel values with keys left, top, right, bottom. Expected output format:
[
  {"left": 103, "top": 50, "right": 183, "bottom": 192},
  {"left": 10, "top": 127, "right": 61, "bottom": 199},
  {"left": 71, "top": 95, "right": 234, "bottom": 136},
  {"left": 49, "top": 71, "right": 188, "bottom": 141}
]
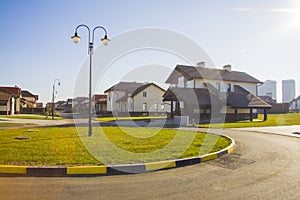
[
  {"left": 96, "top": 116, "right": 167, "bottom": 122},
  {"left": 0, "top": 127, "right": 231, "bottom": 166},
  {"left": 0, "top": 122, "right": 36, "bottom": 127},
  {"left": 199, "top": 113, "right": 300, "bottom": 128},
  {"left": 0, "top": 114, "right": 62, "bottom": 120}
]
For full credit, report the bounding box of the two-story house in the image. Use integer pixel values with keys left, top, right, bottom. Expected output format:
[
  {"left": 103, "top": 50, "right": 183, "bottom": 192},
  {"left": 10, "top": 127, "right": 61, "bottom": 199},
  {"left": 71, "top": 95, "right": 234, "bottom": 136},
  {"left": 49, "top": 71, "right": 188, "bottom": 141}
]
[
  {"left": 105, "top": 82, "right": 168, "bottom": 116},
  {"left": 20, "top": 90, "right": 39, "bottom": 108},
  {"left": 163, "top": 64, "right": 271, "bottom": 123}
]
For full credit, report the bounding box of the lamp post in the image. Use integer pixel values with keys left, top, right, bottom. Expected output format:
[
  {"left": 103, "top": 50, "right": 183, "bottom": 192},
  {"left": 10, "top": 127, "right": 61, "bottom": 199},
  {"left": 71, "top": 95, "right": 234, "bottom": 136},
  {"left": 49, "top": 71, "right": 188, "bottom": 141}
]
[
  {"left": 71, "top": 24, "right": 110, "bottom": 137},
  {"left": 52, "top": 79, "right": 60, "bottom": 120}
]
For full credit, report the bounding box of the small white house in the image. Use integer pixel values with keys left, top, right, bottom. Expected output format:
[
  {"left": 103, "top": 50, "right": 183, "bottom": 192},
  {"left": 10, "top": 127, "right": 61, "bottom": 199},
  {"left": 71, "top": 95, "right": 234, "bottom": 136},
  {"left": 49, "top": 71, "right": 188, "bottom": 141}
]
[{"left": 105, "top": 82, "right": 168, "bottom": 115}]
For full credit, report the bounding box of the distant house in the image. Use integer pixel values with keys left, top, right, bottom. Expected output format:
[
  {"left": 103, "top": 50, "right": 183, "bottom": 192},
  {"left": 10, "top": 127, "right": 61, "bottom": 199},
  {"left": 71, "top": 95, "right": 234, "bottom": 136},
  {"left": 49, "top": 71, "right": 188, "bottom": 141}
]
[
  {"left": 21, "top": 90, "right": 39, "bottom": 108},
  {"left": 93, "top": 94, "right": 107, "bottom": 114},
  {"left": 163, "top": 64, "right": 271, "bottom": 122},
  {"left": 290, "top": 95, "right": 300, "bottom": 112},
  {"left": 105, "top": 82, "right": 168, "bottom": 116},
  {"left": 72, "top": 97, "right": 89, "bottom": 113},
  {"left": 0, "top": 86, "right": 21, "bottom": 115}
]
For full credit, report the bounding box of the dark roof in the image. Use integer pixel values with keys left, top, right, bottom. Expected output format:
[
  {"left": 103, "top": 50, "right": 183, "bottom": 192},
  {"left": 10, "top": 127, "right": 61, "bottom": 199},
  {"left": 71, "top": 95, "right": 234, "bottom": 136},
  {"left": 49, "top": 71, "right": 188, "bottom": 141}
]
[
  {"left": 0, "top": 86, "right": 21, "bottom": 97},
  {"left": 21, "top": 90, "right": 38, "bottom": 100},
  {"left": 234, "top": 85, "right": 250, "bottom": 94},
  {"left": 93, "top": 94, "right": 107, "bottom": 103},
  {"left": 104, "top": 82, "right": 144, "bottom": 94},
  {"left": 227, "top": 93, "right": 271, "bottom": 108},
  {"left": 258, "top": 96, "right": 277, "bottom": 105},
  {"left": 163, "top": 87, "right": 271, "bottom": 108},
  {"left": 165, "top": 65, "right": 262, "bottom": 84},
  {"left": 163, "top": 87, "right": 224, "bottom": 106}
]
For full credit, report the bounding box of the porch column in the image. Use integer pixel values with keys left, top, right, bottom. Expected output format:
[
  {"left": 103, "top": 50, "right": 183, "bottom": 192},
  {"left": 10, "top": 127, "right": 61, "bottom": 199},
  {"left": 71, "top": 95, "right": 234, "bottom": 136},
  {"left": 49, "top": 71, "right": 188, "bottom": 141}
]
[
  {"left": 176, "top": 101, "right": 181, "bottom": 116},
  {"left": 234, "top": 108, "right": 238, "bottom": 121},
  {"left": 170, "top": 101, "right": 174, "bottom": 118},
  {"left": 263, "top": 109, "right": 268, "bottom": 121},
  {"left": 249, "top": 108, "right": 253, "bottom": 121}
]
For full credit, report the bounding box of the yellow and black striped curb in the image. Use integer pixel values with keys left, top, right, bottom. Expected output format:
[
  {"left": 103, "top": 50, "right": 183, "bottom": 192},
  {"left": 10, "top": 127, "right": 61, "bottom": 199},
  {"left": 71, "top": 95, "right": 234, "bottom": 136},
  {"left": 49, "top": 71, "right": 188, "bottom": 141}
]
[{"left": 0, "top": 136, "right": 235, "bottom": 177}]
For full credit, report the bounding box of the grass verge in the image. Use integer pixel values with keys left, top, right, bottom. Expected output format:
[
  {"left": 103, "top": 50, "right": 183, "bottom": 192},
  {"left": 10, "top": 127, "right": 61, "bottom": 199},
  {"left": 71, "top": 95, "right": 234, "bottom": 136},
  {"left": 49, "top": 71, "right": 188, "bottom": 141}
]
[
  {"left": 0, "top": 127, "right": 231, "bottom": 166},
  {"left": 96, "top": 116, "right": 167, "bottom": 122},
  {"left": 0, "top": 122, "right": 36, "bottom": 127},
  {"left": 0, "top": 114, "right": 62, "bottom": 120},
  {"left": 199, "top": 113, "right": 300, "bottom": 128}
]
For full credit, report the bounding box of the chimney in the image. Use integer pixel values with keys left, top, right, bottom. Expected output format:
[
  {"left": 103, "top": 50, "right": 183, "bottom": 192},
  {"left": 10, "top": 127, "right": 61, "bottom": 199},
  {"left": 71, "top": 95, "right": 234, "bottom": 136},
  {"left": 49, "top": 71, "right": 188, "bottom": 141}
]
[
  {"left": 223, "top": 64, "right": 232, "bottom": 72},
  {"left": 196, "top": 61, "right": 205, "bottom": 68}
]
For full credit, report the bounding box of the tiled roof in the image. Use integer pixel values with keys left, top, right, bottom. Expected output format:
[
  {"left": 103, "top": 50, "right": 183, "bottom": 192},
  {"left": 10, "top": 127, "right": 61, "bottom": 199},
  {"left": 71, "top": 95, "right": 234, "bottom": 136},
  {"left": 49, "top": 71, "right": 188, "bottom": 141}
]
[
  {"left": 163, "top": 87, "right": 224, "bottom": 106},
  {"left": 165, "top": 65, "right": 262, "bottom": 84},
  {"left": 0, "top": 86, "right": 21, "bottom": 97},
  {"left": 93, "top": 94, "right": 107, "bottom": 102},
  {"left": 104, "top": 82, "right": 144, "bottom": 94},
  {"left": 227, "top": 93, "right": 271, "bottom": 108}
]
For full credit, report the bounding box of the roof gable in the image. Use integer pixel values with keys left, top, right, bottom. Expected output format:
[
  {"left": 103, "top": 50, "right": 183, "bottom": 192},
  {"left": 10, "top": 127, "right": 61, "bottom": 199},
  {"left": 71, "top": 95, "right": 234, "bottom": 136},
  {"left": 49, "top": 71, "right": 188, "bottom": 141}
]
[
  {"left": 0, "top": 86, "right": 21, "bottom": 97},
  {"left": 131, "top": 83, "right": 165, "bottom": 97},
  {"left": 104, "top": 82, "right": 144, "bottom": 94}
]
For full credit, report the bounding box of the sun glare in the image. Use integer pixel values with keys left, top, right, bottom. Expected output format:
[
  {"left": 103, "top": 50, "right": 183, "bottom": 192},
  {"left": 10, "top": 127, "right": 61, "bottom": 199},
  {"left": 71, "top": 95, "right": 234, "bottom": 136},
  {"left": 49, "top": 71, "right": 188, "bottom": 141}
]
[{"left": 287, "top": 1, "right": 300, "bottom": 30}]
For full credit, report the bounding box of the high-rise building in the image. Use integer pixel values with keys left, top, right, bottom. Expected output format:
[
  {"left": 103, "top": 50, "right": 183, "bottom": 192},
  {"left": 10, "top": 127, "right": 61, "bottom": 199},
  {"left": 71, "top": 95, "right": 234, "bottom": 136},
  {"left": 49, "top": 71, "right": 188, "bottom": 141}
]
[
  {"left": 282, "top": 79, "right": 296, "bottom": 103},
  {"left": 257, "top": 80, "right": 277, "bottom": 100}
]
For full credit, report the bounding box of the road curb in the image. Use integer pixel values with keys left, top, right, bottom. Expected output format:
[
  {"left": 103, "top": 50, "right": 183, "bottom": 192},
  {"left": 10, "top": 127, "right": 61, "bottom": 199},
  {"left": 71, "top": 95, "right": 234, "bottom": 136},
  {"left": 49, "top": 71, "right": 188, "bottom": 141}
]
[{"left": 0, "top": 135, "right": 235, "bottom": 177}]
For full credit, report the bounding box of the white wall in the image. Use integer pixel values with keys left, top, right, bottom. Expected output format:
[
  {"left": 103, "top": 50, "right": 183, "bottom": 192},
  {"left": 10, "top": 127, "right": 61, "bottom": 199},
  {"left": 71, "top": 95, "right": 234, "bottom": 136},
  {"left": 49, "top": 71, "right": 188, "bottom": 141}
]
[
  {"left": 133, "top": 85, "right": 167, "bottom": 112},
  {"left": 106, "top": 91, "right": 126, "bottom": 112}
]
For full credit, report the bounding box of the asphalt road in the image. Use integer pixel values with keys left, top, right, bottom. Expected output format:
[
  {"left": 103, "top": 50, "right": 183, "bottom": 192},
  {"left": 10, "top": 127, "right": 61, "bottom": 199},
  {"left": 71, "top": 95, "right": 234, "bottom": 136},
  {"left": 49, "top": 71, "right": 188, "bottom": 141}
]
[{"left": 1, "top": 129, "right": 300, "bottom": 200}]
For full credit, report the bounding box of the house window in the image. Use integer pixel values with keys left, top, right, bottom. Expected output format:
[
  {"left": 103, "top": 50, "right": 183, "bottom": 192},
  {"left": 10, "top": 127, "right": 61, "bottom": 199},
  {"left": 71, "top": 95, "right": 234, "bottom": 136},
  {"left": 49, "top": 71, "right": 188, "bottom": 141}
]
[
  {"left": 143, "top": 91, "right": 147, "bottom": 97},
  {"left": 161, "top": 104, "right": 165, "bottom": 110},
  {"left": 142, "top": 103, "right": 147, "bottom": 111},
  {"left": 216, "top": 82, "right": 221, "bottom": 91},
  {"left": 227, "top": 83, "right": 231, "bottom": 92}
]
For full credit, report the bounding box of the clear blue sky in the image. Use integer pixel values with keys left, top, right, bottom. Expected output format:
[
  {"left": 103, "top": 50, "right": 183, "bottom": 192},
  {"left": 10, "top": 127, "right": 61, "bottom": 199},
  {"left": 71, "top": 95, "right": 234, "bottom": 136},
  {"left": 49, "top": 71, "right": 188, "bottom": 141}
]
[{"left": 0, "top": 0, "right": 299, "bottom": 104}]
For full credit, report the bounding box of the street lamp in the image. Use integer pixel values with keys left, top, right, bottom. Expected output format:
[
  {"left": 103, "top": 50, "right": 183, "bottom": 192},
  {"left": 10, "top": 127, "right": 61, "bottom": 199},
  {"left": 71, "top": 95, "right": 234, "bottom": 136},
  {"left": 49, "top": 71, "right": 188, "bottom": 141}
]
[
  {"left": 71, "top": 24, "right": 110, "bottom": 137},
  {"left": 52, "top": 79, "right": 60, "bottom": 120}
]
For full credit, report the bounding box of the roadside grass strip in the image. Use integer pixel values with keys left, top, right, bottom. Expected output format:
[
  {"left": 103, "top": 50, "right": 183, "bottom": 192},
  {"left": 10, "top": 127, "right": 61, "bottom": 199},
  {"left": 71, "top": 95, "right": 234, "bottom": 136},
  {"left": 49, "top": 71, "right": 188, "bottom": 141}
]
[{"left": 199, "top": 113, "right": 300, "bottom": 128}]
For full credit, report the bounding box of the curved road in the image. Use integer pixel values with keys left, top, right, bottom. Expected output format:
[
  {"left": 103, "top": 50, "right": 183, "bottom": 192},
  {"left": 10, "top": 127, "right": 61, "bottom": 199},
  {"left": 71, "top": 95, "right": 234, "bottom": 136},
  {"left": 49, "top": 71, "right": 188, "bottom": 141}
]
[{"left": 1, "top": 129, "right": 300, "bottom": 199}]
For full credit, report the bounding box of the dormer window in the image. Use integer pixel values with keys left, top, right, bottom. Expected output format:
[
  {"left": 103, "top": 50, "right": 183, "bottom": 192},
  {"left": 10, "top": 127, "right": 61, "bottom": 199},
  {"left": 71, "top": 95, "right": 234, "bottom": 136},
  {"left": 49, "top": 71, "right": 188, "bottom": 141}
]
[{"left": 216, "top": 82, "right": 221, "bottom": 91}]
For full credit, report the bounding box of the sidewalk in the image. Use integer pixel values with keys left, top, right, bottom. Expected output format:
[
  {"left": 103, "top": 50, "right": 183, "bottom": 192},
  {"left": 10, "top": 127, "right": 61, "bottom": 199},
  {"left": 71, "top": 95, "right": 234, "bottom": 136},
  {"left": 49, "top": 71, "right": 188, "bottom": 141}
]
[{"left": 232, "top": 125, "right": 300, "bottom": 138}]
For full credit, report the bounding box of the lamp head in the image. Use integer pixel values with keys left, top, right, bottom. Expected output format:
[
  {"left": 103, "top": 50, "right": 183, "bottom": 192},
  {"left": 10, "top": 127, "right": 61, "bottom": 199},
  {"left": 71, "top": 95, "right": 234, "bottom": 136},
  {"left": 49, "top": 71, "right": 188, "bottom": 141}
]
[
  {"left": 71, "top": 32, "right": 81, "bottom": 43},
  {"left": 101, "top": 35, "right": 110, "bottom": 45}
]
